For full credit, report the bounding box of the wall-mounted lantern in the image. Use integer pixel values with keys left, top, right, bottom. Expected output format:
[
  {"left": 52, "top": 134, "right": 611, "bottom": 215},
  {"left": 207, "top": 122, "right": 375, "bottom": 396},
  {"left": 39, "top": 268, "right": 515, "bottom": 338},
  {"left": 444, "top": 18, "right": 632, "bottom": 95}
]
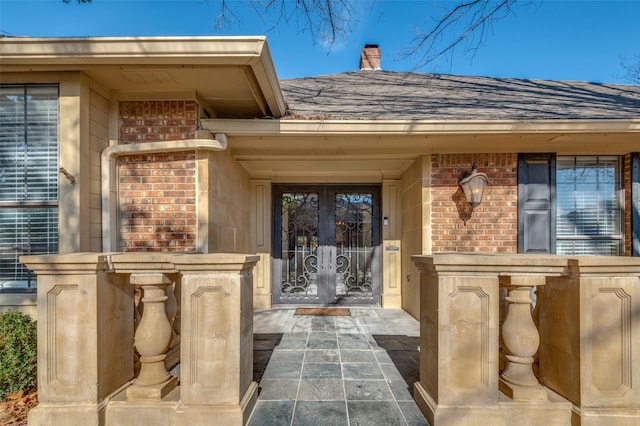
[{"left": 458, "top": 163, "right": 489, "bottom": 208}]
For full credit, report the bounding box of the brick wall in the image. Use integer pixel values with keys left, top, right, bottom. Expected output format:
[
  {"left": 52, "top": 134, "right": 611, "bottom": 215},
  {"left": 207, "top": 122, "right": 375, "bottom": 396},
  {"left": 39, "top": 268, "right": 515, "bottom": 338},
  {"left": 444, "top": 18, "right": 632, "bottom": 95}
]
[
  {"left": 431, "top": 153, "right": 518, "bottom": 253},
  {"left": 118, "top": 101, "right": 198, "bottom": 252},
  {"left": 119, "top": 101, "right": 197, "bottom": 143}
]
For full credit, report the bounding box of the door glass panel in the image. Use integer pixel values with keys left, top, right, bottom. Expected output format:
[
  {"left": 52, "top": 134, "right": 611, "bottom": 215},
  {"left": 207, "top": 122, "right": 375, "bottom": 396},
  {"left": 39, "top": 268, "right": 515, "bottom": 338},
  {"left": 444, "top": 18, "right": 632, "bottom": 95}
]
[
  {"left": 273, "top": 185, "right": 380, "bottom": 305},
  {"left": 335, "top": 192, "right": 374, "bottom": 300},
  {"left": 279, "top": 192, "right": 320, "bottom": 301}
]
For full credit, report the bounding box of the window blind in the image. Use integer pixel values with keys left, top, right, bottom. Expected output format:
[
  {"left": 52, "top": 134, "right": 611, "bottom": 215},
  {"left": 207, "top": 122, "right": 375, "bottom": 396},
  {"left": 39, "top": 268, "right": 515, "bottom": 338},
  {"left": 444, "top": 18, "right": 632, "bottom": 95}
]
[
  {"left": 0, "top": 85, "right": 58, "bottom": 289},
  {"left": 556, "top": 156, "right": 622, "bottom": 255}
]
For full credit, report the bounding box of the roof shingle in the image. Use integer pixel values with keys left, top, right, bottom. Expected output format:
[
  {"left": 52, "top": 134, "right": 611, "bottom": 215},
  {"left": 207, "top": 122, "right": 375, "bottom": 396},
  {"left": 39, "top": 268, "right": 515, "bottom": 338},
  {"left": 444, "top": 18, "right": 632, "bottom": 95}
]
[{"left": 280, "top": 71, "right": 640, "bottom": 121}]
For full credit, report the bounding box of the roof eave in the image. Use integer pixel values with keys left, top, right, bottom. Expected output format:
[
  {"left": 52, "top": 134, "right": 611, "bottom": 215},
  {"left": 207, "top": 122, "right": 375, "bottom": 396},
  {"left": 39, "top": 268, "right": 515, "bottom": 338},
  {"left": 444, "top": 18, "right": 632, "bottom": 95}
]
[
  {"left": 0, "top": 36, "right": 287, "bottom": 117},
  {"left": 1, "top": 36, "right": 266, "bottom": 64},
  {"left": 203, "top": 118, "right": 640, "bottom": 136}
]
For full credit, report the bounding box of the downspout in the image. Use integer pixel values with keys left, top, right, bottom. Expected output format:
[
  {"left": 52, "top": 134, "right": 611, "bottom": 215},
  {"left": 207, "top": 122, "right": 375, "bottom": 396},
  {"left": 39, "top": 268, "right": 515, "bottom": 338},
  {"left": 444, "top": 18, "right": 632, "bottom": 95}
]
[{"left": 101, "top": 131, "right": 228, "bottom": 252}]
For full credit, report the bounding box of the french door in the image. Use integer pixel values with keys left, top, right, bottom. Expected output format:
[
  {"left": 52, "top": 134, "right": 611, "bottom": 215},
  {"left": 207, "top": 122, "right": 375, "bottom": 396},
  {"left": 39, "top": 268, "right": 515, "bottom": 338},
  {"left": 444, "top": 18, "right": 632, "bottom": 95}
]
[{"left": 272, "top": 185, "right": 381, "bottom": 305}]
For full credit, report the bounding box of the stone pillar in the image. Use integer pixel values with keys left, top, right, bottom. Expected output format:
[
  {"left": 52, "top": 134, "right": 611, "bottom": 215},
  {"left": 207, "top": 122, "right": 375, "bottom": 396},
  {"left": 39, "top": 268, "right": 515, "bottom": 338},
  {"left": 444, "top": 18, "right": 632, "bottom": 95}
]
[
  {"left": 412, "top": 254, "right": 500, "bottom": 426},
  {"left": 172, "top": 253, "right": 260, "bottom": 426},
  {"left": 20, "top": 253, "right": 134, "bottom": 426},
  {"left": 538, "top": 257, "right": 640, "bottom": 426}
]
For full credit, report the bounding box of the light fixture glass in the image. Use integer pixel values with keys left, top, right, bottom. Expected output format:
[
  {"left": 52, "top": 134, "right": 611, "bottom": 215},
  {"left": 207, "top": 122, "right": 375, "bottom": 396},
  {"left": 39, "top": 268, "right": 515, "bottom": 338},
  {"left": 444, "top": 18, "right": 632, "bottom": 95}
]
[{"left": 458, "top": 164, "right": 489, "bottom": 207}]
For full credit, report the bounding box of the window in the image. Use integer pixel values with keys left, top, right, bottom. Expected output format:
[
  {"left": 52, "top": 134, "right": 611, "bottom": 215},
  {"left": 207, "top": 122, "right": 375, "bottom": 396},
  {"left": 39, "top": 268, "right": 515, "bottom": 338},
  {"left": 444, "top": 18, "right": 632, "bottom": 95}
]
[
  {"left": 0, "top": 85, "right": 59, "bottom": 290},
  {"left": 556, "top": 156, "right": 623, "bottom": 255},
  {"left": 633, "top": 153, "right": 640, "bottom": 256},
  {"left": 518, "top": 154, "right": 624, "bottom": 255}
]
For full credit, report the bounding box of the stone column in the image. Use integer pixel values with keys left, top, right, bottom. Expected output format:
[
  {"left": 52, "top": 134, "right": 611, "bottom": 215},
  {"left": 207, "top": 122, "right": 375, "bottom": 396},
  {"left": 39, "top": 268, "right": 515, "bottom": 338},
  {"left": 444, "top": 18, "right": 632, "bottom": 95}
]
[
  {"left": 172, "top": 253, "right": 259, "bottom": 426},
  {"left": 538, "top": 256, "right": 640, "bottom": 426},
  {"left": 20, "top": 253, "right": 134, "bottom": 426},
  {"left": 412, "top": 254, "right": 500, "bottom": 426}
]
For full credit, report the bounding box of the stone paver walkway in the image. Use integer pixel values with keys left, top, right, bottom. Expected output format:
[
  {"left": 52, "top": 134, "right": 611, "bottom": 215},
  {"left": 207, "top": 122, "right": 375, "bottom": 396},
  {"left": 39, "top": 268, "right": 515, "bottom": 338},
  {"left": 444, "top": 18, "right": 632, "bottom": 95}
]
[{"left": 250, "top": 308, "right": 428, "bottom": 426}]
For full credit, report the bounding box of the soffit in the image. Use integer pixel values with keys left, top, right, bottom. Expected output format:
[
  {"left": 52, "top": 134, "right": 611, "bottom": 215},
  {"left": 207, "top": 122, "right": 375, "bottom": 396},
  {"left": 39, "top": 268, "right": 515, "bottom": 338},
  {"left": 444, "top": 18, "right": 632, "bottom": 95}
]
[
  {"left": 0, "top": 36, "right": 286, "bottom": 119},
  {"left": 203, "top": 119, "right": 640, "bottom": 179}
]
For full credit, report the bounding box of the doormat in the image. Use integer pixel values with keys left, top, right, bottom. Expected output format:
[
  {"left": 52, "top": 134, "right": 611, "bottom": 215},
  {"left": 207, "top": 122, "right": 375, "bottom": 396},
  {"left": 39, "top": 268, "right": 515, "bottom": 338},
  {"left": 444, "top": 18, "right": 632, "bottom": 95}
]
[{"left": 294, "top": 307, "right": 351, "bottom": 316}]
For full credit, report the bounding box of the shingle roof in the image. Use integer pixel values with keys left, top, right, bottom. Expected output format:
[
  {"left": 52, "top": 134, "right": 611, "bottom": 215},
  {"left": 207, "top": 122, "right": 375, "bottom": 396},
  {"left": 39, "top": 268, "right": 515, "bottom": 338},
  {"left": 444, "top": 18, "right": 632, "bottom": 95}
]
[{"left": 279, "top": 71, "right": 640, "bottom": 121}]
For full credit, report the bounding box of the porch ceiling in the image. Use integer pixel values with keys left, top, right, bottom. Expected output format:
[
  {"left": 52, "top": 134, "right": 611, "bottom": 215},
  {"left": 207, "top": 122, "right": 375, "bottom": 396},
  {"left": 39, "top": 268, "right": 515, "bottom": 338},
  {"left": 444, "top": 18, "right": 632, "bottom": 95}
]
[
  {"left": 0, "top": 36, "right": 286, "bottom": 119},
  {"left": 204, "top": 118, "right": 640, "bottom": 180}
]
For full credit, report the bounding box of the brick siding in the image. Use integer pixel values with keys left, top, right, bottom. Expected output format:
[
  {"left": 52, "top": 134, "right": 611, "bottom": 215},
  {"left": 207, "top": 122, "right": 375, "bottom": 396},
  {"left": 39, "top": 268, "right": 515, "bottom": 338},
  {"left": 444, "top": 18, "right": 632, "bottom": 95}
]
[
  {"left": 119, "top": 101, "right": 197, "bottom": 143},
  {"left": 118, "top": 101, "right": 198, "bottom": 252},
  {"left": 431, "top": 153, "right": 518, "bottom": 253}
]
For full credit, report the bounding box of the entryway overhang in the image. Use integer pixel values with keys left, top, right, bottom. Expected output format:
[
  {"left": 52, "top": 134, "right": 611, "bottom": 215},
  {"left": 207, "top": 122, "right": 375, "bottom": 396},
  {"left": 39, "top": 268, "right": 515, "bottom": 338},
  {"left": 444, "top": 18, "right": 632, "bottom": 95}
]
[{"left": 203, "top": 118, "right": 640, "bottom": 180}]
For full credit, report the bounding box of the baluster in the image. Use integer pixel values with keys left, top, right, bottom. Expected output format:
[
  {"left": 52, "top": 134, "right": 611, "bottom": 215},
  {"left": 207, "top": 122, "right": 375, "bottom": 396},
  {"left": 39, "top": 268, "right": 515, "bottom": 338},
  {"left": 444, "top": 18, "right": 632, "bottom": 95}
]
[
  {"left": 126, "top": 273, "right": 178, "bottom": 400},
  {"left": 499, "top": 276, "right": 547, "bottom": 401},
  {"left": 165, "top": 278, "right": 181, "bottom": 372},
  {"left": 133, "top": 285, "right": 143, "bottom": 376}
]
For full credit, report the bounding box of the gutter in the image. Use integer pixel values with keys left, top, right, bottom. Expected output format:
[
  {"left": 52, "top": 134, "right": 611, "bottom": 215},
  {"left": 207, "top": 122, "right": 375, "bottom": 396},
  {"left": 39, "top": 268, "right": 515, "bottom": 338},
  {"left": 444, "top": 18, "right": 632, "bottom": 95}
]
[{"left": 203, "top": 118, "right": 640, "bottom": 136}]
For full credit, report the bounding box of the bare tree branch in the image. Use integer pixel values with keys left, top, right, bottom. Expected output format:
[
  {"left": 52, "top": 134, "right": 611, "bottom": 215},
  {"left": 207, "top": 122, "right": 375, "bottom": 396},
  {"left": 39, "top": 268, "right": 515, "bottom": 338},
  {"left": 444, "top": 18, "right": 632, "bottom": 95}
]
[
  {"left": 621, "top": 56, "right": 640, "bottom": 84},
  {"left": 213, "top": 0, "right": 243, "bottom": 30},
  {"left": 63, "top": 0, "right": 546, "bottom": 71},
  {"left": 249, "top": 0, "right": 354, "bottom": 47},
  {"left": 401, "top": 0, "right": 533, "bottom": 70}
]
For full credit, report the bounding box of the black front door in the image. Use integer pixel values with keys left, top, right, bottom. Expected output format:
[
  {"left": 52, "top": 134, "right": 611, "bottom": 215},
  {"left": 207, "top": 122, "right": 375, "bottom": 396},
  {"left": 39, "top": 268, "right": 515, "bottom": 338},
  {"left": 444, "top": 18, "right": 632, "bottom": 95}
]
[{"left": 272, "top": 185, "right": 381, "bottom": 305}]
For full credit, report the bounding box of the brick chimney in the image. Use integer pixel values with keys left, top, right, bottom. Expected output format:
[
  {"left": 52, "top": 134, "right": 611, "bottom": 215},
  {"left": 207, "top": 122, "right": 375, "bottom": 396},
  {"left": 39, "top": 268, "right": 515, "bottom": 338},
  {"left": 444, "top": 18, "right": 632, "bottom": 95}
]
[{"left": 360, "top": 44, "right": 381, "bottom": 70}]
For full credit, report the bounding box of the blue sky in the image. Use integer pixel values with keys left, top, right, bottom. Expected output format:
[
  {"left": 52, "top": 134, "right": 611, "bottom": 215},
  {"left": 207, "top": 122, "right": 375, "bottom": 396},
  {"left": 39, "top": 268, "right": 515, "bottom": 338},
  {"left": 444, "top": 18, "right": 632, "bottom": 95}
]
[{"left": 1, "top": 1, "right": 639, "bottom": 84}]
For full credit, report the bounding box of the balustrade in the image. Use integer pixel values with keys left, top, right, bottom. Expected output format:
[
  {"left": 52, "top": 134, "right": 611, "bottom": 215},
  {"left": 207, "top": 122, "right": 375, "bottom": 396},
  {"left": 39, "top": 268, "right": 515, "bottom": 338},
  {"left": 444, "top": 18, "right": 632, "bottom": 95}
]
[
  {"left": 19, "top": 252, "right": 640, "bottom": 426},
  {"left": 412, "top": 254, "right": 640, "bottom": 426},
  {"left": 412, "top": 254, "right": 571, "bottom": 426},
  {"left": 20, "top": 252, "right": 259, "bottom": 426}
]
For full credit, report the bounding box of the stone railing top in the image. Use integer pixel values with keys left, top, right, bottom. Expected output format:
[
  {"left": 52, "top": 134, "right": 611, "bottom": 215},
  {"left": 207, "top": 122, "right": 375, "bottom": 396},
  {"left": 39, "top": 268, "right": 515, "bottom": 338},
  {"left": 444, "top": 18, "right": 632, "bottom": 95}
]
[
  {"left": 19, "top": 252, "right": 116, "bottom": 274},
  {"left": 171, "top": 253, "right": 260, "bottom": 271},
  {"left": 104, "top": 253, "right": 177, "bottom": 273},
  {"left": 566, "top": 255, "right": 640, "bottom": 276},
  {"left": 21, "top": 252, "right": 261, "bottom": 275},
  {"left": 411, "top": 253, "right": 640, "bottom": 277},
  {"left": 411, "top": 253, "right": 569, "bottom": 276}
]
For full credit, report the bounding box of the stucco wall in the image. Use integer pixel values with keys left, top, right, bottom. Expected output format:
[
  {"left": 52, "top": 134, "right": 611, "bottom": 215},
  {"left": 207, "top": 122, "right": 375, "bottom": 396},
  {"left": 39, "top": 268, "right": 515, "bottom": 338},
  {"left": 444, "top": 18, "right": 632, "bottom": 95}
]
[
  {"left": 401, "top": 156, "right": 430, "bottom": 319},
  {"left": 88, "top": 89, "right": 109, "bottom": 251},
  {"left": 58, "top": 74, "right": 111, "bottom": 253},
  {"left": 198, "top": 149, "right": 251, "bottom": 254}
]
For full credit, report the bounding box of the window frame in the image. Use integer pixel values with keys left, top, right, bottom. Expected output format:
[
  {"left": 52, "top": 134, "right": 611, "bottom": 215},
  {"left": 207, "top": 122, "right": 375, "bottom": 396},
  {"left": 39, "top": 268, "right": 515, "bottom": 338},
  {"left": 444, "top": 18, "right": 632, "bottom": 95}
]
[
  {"left": 633, "top": 153, "right": 640, "bottom": 256},
  {"left": 0, "top": 83, "right": 60, "bottom": 292},
  {"left": 555, "top": 155, "right": 624, "bottom": 256},
  {"left": 518, "top": 153, "right": 626, "bottom": 256}
]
